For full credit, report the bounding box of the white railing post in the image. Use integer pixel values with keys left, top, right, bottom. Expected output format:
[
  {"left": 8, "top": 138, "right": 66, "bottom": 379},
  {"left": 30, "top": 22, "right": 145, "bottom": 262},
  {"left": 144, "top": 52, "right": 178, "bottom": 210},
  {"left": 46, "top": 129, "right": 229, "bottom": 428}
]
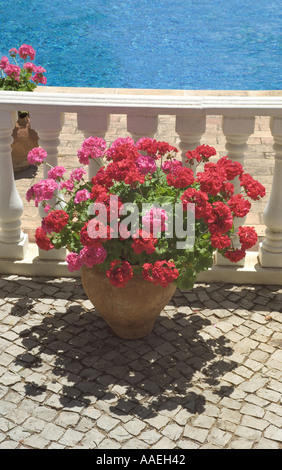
[
  {"left": 259, "top": 116, "right": 282, "bottom": 267},
  {"left": 77, "top": 112, "right": 110, "bottom": 179},
  {"left": 127, "top": 114, "right": 159, "bottom": 142},
  {"left": 175, "top": 115, "right": 206, "bottom": 166},
  {"left": 0, "top": 110, "right": 29, "bottom": 259},
  {"left": 215, "top": 115, "right": 256, "bottom": 266},
  {"left": 29, "top": 110, "right": 66, "bottom": 260}
]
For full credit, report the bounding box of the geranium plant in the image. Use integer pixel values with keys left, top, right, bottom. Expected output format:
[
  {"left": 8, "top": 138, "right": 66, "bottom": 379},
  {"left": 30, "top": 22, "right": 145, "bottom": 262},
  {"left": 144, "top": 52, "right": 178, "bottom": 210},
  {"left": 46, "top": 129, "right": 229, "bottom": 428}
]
[
  {"left": 26, "top": 137, "right": 265, "bottom": 290},
  {"left": 0, "top": 44, "right": 47, "bottom": 91}
]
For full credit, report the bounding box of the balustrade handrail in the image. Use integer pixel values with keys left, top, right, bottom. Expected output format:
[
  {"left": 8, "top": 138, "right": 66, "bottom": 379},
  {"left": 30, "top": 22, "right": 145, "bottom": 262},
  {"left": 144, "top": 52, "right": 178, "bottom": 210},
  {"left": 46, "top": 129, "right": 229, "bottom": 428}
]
[{"left": 0, "top": 90, "right": 282, "bottom": 116}]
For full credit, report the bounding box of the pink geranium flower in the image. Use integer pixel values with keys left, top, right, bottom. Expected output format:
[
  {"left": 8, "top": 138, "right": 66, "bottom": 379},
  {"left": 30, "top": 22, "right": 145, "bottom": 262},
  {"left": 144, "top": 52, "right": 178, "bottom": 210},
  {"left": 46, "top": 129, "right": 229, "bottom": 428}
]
[
  {"left": 142, "top": 207, "right": 168, "bottom": 234},
  {"left": 4, "top": 64, "right": 21, "bottom": 81},
  {"left": 136, "top": 155, "right": 157, "bottom": 175},
  {"left": 18, "top": 44, "right": 36, "bottom": 60},
  {"left": 27, "top": 147, "right": 47, "bottom": 165},
  {"left": 26, "top": 179, "right": 58, "bottom": 206},
  {"left": 48, "top": 166, "right": 67, "bottom": 181},
  {"left": 77, "top": 137, "right": 107, "bottom": 165},
  {"left": 8, "top": 48, "right": 18, "bottom": 57},
  {"left": 24, "top": 62, "right": 37, "bottom": 73},
  {"left": 79, "top": 246, "right": 107, "bottom": 268},
  {"left": 74, "top": 189, "right": 91, "bottom": 204},
  {"left": 66, "top": 252, "right": 83, "bottom": 272},
  {"left": 70, "top": 168, "right": 86, "bottom": 182},
  {"left": 0, "top": 56, "right": 9, "bottom": 70}
]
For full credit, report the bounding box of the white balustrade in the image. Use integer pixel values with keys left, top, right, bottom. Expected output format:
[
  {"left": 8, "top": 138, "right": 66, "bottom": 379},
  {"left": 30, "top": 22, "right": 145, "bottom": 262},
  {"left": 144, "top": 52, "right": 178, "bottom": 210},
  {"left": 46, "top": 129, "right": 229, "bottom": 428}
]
[
  {"left": 175, "top": 115, "right": 206, "bottom": 164},
  {"left": 28, "top": 110, "right": 67, "bottom": 261},
  {"left": 127, "top": 114, "right": 159, "bottom": 142},
  {"left": 0, "top": 109, "right": 29, "bottom": 259},
  {"left": 0, "top": 90, "right": 282, "bottom": 282},
  {"left": 77, "top": 111, "right": 110, "bottom": 179},
  {"left": 215, "top": 115, "right": 256, "bottom": 267},
  {"left": 259, "top": 117, "right": 282, "bottom": 267}
]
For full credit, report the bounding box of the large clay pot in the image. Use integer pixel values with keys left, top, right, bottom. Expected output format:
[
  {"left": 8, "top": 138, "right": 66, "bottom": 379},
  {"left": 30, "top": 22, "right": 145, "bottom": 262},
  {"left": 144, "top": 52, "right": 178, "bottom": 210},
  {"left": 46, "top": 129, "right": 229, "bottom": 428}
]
[
  {"left": 81, "top": 265, "right": 177, "bottom": 340},
  {"left": 11, "top": 113, "right": 39, "bottom": 172}
]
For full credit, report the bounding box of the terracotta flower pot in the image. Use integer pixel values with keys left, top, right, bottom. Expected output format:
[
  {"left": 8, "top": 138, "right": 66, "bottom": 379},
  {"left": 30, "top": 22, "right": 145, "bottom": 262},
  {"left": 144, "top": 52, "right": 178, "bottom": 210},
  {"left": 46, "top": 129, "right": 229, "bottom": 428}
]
[
  {"left": 81, "top": 265, "right": 177, "bottom": 340},
  {"left": 11, "top": 113, "right": 39, "bottom": 172}
]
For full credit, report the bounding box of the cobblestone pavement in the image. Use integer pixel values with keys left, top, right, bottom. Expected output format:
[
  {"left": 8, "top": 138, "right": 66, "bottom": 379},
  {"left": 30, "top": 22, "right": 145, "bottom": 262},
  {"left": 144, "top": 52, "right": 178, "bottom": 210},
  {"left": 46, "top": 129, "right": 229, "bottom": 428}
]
[{"left": 0, "top": 274, "right": 281, "bottom": 449}]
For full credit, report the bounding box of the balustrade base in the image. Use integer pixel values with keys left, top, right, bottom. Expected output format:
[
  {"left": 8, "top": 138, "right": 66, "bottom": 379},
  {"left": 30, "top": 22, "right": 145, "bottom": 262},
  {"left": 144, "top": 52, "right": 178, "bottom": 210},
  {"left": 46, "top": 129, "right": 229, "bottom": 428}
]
[
  {"left": 0, "top": 233, "right": 29, "bottom": 260},
  {"left": 1, "top": 244, "right": 282, "bottom": 286},
  {"left": 38, "top": 247, "right": 67, "bottom": 261},
  {"left": 0, "top": 243, "right": 80, "bottom": 278},
  {"left": 258, "top": 244, "right": 282, "bottom": 268}
]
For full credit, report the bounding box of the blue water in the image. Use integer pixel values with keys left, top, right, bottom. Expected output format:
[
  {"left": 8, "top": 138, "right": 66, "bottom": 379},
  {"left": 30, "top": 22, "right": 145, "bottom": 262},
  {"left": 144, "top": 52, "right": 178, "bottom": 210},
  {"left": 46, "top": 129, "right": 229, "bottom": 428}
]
[{"left": 0, "top": 0, "right": 281, "bottom": 90}]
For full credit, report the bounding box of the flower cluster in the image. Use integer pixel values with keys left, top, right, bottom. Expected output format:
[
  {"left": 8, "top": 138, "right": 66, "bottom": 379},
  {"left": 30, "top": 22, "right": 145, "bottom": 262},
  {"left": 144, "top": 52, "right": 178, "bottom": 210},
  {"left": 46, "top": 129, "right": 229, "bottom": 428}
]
[
  {"left": 26, "top": 137, "right": 265, "bottom": 290},
  {"left": 0, "top": 44, "right": 46, "bottom": 91}
]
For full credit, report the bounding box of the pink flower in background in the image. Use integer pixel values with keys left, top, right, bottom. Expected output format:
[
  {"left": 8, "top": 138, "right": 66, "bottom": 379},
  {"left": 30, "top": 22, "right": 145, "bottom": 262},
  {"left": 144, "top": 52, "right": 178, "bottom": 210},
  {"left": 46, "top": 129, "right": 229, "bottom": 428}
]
[
  {"left": 24, "top": 62, "right": 37, "bottom": 73},
  {"left": 77, "top": 137, "right": 107, "bottom": 165},
  {"left": 18, "top": 44, "right": 36, "bottom": 60},
  {"left": 32, "top": 72, "right": 47, "bottom": 85},
  {"left": 74, "top": 189, "right": 90, "bottom": 204},
  {"left": 35, "top": 66, "right": 46, "bottom": 74},
  {"left": 8, "top": 48, "right": 18, "bottom": 57},
  {"left": 27, "top": 147, "right": 47, "bottom": 165},
  {"left": 47, "top": 166, "right": 67, "bottom": 181},
  {"left": 60, "top": 180, "right": 75, "bottom": 192},
  {"left": 4, "top": 64, "right": 21, "bottom": 81},
  {"left": 0, "top": 56, "right": 9, "bottom": 70},
  {"left": 70, "top": 168, "right": 86, "bottom": 182},
  {"left": 0, "top": 44, "right": 46, "bottom": 91},
  {"left": 31, "top": 65, "right": 47, "bottom": 84}
]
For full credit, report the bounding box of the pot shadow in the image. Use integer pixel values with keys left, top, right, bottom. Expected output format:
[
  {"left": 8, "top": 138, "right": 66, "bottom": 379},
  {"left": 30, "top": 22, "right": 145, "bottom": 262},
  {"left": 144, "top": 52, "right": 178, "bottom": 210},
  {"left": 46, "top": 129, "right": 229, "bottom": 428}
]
[
  {"left": 14, "top": 164, "right": 38, "bottom": 180},
  {"left": 13, "top": 283, "right": 237, "bottom": 419}
]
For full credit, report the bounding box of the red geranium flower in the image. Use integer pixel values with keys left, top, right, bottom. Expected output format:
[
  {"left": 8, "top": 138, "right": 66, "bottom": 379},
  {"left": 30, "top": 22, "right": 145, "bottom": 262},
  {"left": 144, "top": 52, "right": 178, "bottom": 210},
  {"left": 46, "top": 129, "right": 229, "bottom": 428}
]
[
  {"left": 237, "top": 226, "right": 258, "bottom": 250},
  {"left": 80, "top": 220, "right": 112, "bottom": 247},
  {"left": 166, "top": 167, "right": 194, "bottom": 188},
  {"left": 142, "top": 260, "right": 179, "bottom": 287},
  {"left": 228, "top": 194, "right": 251, "bottom": 218},
  {"left": 210, "top": 233, "right": 232, "bottom": 249},
  {"left": 224, "top": 248, "right": 246, "bottom": 263},
  {"left": 106, "top": 260, "right": 133, "bottom": 287},
  {"left": 196, "top": 144, "right": 217, "bottom": 160},
  {"left": 181, "top": 187, "right": 211, "bottom": 219},
  {"left": 217, "top": 156, "right": 243, "bottom": 180},
  {"left": 207, "top": 201, "right": 233, "bottom": 235},
  {"left": 197, "top": 164, "right": 227, "bottom": 196},
  {"left": 35, "top": 227, "right": 54, "bottom": 251},
  {"left": 131, "top": 230, "right": 157, "bottom": 254},
  {"left": 239, "top": 173, "right": 266, "bottom": 200},
  {"left": 41, "top": 210, "right": 69, "bottom": 233}
]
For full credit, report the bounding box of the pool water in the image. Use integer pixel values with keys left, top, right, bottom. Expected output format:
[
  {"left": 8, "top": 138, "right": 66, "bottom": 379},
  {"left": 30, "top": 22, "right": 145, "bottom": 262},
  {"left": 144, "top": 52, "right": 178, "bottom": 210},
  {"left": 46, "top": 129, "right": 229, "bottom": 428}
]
[{"left": 0, "top": 0, "right": 281, "bottom": 90}]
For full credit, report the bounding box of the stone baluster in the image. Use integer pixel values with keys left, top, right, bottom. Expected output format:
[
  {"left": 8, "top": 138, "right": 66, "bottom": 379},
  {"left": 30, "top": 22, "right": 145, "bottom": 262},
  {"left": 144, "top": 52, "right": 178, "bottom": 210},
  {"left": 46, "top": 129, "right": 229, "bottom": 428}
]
[
  {"left": 0, "top": 110, "right": 29, "bottom": 259},
  {"left": 127, "top": 114, "right": 159, "bottom": 142},
  {"left": 77, "top": 112, "right": 110, "bottom": 179},
  {"left": 175, "top": 115, "right": 206, "bottom": 169},
  {"left": 259, "top": 116, "right": 282, "bottom": 267},
  {"left": 29, "top": 111, "right": 66, "bottom": 260},
  {"left": 215, "top": 115, "right": 256, "bottom": 266}
]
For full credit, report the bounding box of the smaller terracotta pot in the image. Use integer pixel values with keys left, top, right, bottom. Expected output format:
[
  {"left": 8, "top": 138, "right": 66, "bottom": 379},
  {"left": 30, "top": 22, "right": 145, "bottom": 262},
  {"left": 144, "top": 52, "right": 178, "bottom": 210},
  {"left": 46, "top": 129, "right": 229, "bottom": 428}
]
[
  {"left": 81, "top": 265, "right": 177, "bottom": 340},
  {"left": 11, "top": 113, "right": 39, "bottom": 172}
]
